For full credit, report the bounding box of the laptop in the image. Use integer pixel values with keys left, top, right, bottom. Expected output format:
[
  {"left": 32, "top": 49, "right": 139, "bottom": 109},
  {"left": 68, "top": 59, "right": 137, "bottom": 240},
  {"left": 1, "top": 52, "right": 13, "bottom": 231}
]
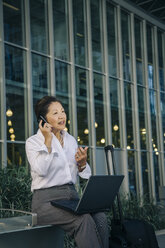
[{"left": 51, "top": 175, "right": 124, "bottom": 215}]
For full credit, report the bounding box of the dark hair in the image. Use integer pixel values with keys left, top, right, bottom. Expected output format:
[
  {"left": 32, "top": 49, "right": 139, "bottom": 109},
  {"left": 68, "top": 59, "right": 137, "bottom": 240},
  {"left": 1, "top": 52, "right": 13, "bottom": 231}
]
[{"left": 35, "top": 96, "right": 62, "bottom": 121}]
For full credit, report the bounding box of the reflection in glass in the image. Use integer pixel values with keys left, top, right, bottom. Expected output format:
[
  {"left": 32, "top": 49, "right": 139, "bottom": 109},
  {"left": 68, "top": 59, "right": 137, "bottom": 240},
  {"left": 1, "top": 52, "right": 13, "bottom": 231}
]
[
  {"left": 137, "top": 86, "right": 147, "bottom": 149},
  {"left": 121, "top": 11, "right": 131, "bottom": 81},
  {"left": 110, "top": 78, "right": 120, "bottom": 147},
  {"left": 158, "top": 31, "right": 165, "bottom": 91},
  {"left": 55, "top": 61, "right": 70, "bottom": 133},
  {"left": 135, "top": 18, "right": 143, "bottom": 85},
  {"left": 75, "top": 68, "right": 88, "bottom": 145},
  {"left": 90, "top": 0, "right": 102, "bottom": 72},
  {"left": 149, "top": 90, "right": 158, "bottom": 150},
  {"left": 94, "top": 73, "right": 105, "bottom": 147},
  {"left": 3, "top": 0, "right": 24, "bottom": 45},
  {"left": 141, "top": 152, "right": 149, "bottom": 197},
  {"left": 160, "top": 93, "right": 165, "bottom": 150},
  {"left": 30, "top": 0, "right": 48, "bottom": 53},
  {"left": 147, "top": 25, "right": 154, "bottom": 89},
  {"left": 153, "top": 152, "right": 160, "bottom": 201},
  {"left": 32, "top": 54, "right": 50, "bottom": 132},
  {"left": 5, "top": 45, "right": 25, "bottom": 141},
  {"left": 53, "top": 0, "right": 68, "bottom": 60},
  {"left": 7, "top": 143, "right": 25, "bottom": 167},
  {"left": 73, "top": 0, "right": 86, "bottom": 66},
  {"left": 128, "top": 151, "right": 136, "bottom": 195},
  {"left": 124, "top": 83, "right": 134, "bottom": 149},
  {"left": 107, "top": 3, "right": 117, "bottom": 77}
]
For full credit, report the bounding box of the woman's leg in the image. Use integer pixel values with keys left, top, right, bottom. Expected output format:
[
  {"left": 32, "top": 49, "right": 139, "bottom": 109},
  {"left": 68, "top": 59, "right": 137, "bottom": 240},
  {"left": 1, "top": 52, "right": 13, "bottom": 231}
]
[
  {"left": 91, "top": 212, "right": 109, "bottom": 248},
  {"left": 32, "top": 185, "right": 102, "bottom": 248}
]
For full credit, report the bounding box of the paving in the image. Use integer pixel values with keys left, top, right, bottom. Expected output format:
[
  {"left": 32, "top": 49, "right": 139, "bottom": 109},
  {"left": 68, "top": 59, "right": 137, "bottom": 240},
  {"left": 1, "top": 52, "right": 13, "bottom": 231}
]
[{"left": 156, "top": 229, "right": 165, "bottom": 248}]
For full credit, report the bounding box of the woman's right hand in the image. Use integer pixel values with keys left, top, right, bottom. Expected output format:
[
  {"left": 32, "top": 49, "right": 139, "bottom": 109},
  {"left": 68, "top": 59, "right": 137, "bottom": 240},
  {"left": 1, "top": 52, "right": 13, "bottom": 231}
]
[{"left": 39, "top": 120, "right": 53, "bottom": 145}]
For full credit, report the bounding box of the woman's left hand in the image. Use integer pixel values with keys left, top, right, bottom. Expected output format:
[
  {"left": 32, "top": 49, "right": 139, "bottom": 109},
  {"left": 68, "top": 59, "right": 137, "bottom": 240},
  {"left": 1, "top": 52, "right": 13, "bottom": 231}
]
[{"left": 75, "top": 147, "right": 88, "bottom": 172}]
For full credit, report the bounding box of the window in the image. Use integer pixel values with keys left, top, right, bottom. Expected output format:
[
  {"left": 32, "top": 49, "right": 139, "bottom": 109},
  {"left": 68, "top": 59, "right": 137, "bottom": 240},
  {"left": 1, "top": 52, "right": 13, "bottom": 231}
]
[
  {"left": 30, "top": 0, "right": 48, "bottom": 54},
  {"left": 3, "top": 0, "right": 24, "bottom": 46},
  {"left": 94, "top": 73, "right": 105, "bottom": 147},
  {"left": 75, "top": 68, "right": 89, "bottom": 145}
]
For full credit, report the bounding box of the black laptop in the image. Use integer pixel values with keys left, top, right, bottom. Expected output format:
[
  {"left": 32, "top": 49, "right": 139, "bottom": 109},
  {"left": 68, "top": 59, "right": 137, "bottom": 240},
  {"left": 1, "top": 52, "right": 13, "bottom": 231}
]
[{"left": 51, "top": 175, "right": 124, "bottom": 215}]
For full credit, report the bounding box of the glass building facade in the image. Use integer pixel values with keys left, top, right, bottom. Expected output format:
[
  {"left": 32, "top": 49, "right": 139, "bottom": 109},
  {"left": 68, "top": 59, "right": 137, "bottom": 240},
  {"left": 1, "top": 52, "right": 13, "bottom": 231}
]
[{"left": 0, "top": 0, "right": 165, "bottom": 202}]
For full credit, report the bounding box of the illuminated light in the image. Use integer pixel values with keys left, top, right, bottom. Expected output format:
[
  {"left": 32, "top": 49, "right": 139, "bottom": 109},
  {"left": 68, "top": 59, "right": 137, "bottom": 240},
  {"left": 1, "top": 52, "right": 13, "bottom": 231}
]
[
  {"left": 154, "top": 148, "right": 158, "bottom": 152},
  {"left": 153, "top": 144, "right": 156, "bottom": 148},
  {"left": 141, "top": 128, "right": 146, "bottom": 135},
  {"left": 76, "top": 33, "right": 84, "bottom": 38},
  {"left": 3, "top": 2, "right": 19, "bottom": 11},
  {"left": 113, "top": 125, "right": 119, "bottom": 131},
  {"left": 10, "top": 134, "right": 15, "bottom": 139},
  {"left": 164, "top": 133, "right": 165, "bottom": 137},
  {"left": 101, "top": 138, "right": 105, "bottom": 144},
  {"left": 95, "top": 122, "right": 98, "bottom": 128},
  {"left": 155, "top": 152, "right": 159, "bottom": 155},
  {"left": 68, "top": 120, "right": 70, "bottom": 124},
  {"left": 145, "top": 169, "right": 149, "bottom": 172},
  {"left": 127, "top": 146, "right": 131, "bottom": 150},
  {"left": 8, "top": 120, "right": 12, "bottom": 126},
  {"left": 6, "top": 109, "right": 13, "bottom": 117},
  {"left": 77, "top": 136, "right": 80, "bottom": 142},
  {"left": 64, "top": 127, "right": 68, "bottom": 132},
  {"left": 9, "top": 128, "right": 14, "bottom": 134},
  {"left": 84, "top": 129, "right": 89, "bottom": 134}
]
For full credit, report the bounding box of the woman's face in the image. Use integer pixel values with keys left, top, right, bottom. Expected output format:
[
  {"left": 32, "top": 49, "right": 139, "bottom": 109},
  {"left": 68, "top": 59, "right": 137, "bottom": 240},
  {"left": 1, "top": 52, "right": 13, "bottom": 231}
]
[{"left": 46, "top": 101, "right": 66, "bottom": 132}]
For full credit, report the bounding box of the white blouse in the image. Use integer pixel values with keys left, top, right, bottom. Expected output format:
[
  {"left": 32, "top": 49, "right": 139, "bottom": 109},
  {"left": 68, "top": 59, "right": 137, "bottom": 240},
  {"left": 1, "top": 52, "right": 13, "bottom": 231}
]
[{"left": 25, "top": 129, "right": 91, "bottom": 192}]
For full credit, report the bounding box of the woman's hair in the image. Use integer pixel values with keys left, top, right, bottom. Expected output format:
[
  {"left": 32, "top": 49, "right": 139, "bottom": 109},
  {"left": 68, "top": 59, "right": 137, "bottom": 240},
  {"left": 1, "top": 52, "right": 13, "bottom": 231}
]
[{"left": 35, "top": 96, "right": 62, "bottom": 121}]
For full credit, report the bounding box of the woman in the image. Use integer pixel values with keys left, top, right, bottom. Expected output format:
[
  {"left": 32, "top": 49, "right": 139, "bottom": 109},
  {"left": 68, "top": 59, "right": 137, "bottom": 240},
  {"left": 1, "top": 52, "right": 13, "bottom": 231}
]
[{"left": 26, "top": 96, "right": 109, "bottom": 248}]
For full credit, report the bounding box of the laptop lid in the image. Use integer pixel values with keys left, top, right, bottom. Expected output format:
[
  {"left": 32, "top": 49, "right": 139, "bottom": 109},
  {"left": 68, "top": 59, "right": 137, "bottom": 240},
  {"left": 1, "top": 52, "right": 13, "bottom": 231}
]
[
  {"left": 51, "top": 175, "right": 124, "bottom": 214},
  {"left": 75, "top": 175, "right": 124, "bottom": 214}
]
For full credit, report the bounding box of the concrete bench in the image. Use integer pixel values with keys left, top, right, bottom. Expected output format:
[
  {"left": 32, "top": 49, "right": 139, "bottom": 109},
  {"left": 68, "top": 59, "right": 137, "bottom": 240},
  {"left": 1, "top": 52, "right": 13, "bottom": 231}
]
[{"left": 0, "top": 209, "right": 64, "bottom": 248}]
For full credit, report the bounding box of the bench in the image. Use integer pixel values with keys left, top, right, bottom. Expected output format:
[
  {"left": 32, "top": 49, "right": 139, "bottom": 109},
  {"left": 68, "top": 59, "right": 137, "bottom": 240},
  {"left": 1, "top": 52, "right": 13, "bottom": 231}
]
[{"left": 0, "top": 209, "right": 64, "bottom": 248}]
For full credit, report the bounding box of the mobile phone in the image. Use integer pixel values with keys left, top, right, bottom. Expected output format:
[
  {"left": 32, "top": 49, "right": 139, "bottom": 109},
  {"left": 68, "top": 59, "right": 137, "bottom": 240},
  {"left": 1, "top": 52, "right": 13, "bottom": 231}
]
[{"left": 39, "top": 115, "right": 47, "bottom": 127}]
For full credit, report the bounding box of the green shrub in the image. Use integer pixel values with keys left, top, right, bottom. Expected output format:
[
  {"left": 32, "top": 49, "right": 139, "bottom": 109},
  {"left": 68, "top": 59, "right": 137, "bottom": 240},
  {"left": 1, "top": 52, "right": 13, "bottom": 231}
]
[{"left": 0, "top": 167, "right": 32, "bottom": 216}]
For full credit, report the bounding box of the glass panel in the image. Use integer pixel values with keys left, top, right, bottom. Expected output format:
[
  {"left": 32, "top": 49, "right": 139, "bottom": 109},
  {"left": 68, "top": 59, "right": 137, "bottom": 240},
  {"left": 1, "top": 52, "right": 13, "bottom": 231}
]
[
  {"left": 160, "top": 92, "right": 165, "bottom": 150},
  {"left": 121, "top": 11, "right": 131, "bottom": 81},
  {"left": 158, "top": 31, "right": 165, "bottom": 91},
  {"left": 128, "top": 151, "right": 136, "bottom": 195},
  {"left": 153, "top": 152, "right": 160, "bottom": 201},
  {"left": 30, "top": 0, "right": 48, "bottom": 54},
  {"left": 135, "top": 18, "right": 143, "bottom": 85},
  {"left": 124, "top": 83, "right": 134, "bottom": 149},
  {"left": 149, "top": 90, "right": 158, "bottom": 150},
  {"left": 7, "top": 143, "right": 25, "bottom": 167},
  {"left": 90, "top": 0, "right": 102, "bottom": 72},
  {"left": 141, "top": 152, "right": 149, "bottom": 197},
  {"left": 110, "top": 78, "right": 120, "bottom": 148},
  {"left": 147, "top": 25, "right": 154, "bottom": 89},
  {"left": 75, "top": 68, "right": 88, "bottom": 145},
  {"left": 3, "top": 0, "right": 24, "bottom": 46},
  {"left": 5, "top": 45, "right": 25, "bottom": 141},
  {"left": 137, "top": 86, "right": 147, "bottom": 150},
  {"left": 94, "top": 73, "right": 105, "bottom": 147},
  {"left": 55, "top": 61, "right": 70, "bottom": 133},
  {"left": 32, "top": 54, "right": 50, "bottom": 132},
  {"left": 107, "top": 3, "right": 117, "bottom": 77},
  {"left": 73, "top": 0, "right": 86, "bottom": 66},
  {"left": 53, "top": 0, "right": 68, "bottom": 61}
]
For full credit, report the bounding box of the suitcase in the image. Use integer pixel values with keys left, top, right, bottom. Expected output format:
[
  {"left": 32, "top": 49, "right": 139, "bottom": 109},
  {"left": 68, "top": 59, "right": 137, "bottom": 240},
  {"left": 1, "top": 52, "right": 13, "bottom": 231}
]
[{"left": 104, "top": 145, "right": 159, "bottom": 248}]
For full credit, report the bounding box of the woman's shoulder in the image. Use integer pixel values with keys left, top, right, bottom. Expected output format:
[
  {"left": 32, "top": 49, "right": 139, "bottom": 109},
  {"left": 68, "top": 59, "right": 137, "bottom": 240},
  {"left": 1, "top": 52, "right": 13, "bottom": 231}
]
[{"left": 26, "top": 130, "right": 43, "bottom": 146}]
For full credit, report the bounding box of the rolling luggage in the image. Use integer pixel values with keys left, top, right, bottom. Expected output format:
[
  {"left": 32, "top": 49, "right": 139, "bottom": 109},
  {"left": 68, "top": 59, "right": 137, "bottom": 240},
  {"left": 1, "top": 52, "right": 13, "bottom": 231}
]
[{"left": 104, "top": 145, "right": 159, "bottom": 248}]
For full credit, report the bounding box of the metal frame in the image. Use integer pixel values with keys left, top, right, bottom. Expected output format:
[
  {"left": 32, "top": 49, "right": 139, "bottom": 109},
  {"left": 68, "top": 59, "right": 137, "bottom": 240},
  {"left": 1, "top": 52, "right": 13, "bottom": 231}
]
[
  {"left": 130, "top": 13, "right": 143, "bottom": 199},
  {"left": 0, "top": 0, "right": 7, "bottom": 168},
  {"left": 142, "top": 20, "right": 156, "bottom": 201}
]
